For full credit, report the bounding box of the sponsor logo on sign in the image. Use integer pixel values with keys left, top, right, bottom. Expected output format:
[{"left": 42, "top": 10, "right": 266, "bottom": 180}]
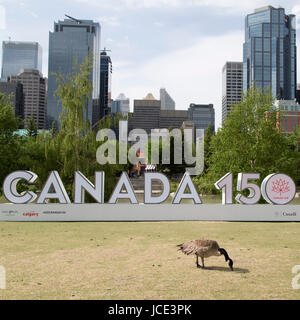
[
  {"left": 23, "top": 212, "right": 39, "bottom": 217},
  {"left": 283, "top": 211, "right": 297, "bottom": 217},
  {"left": 275, "top": 211, "right": 297, "bottom": 217},
  {"left": 1, "top": 210, "right": 19, "bottom": 217},
  {"left": 43, "top": 211, "right": 66, "bottom": 215}
]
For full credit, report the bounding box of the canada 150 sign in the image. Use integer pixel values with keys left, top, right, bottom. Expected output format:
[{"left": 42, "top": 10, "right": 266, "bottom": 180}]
[{"left": 1, "top": 170, "right": 296, "bottom": 205}]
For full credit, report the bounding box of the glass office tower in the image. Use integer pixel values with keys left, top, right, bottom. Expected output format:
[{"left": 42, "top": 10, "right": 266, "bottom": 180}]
[
  {"left": 243, "top": 6, "right": 297, "bottom": 100},
  {"left": 160, "top": 88, "right": 175, "bottom": 110},
  {"left": 99, "top": 51, "right": 112, "bottom": 120},
  {"left": 1, "top": 41, "right": 42, "bottom": 80},
  {"left": 47, "top": 17, "right": 100, "bottom": 127},
  {"left": 188, "top": 104, "right": 215, "bottom": 133}
]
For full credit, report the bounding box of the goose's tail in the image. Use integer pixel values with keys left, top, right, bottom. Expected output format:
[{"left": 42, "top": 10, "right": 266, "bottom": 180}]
[{"left": 177, "top": 243, "right": 184, "bottom": 251}]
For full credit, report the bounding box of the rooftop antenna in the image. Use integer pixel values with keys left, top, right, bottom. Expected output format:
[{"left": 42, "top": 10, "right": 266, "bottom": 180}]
[
  {"left": 65, "top": 14, "right": 82, "bottom": 24},
  {"left": 101, "top": 47, "right": 112, "bottom": 53}
]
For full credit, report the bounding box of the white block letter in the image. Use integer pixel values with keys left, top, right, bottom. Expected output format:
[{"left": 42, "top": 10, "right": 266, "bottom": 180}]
[
  {"left": 37, "top": 171, "right": 71, "bottom": 204},
  {"left": 3, "top": 171, "right": 37, "bottom": 204},
  {"left": 74, "top": 171, "right": 104, "bottom": 204},
  {"left": 109, "top": 172, "right": 138, "bottom": 204},
  {"left": 144, "top": 173, "right": 170, "bottom": 204},
  {"left": 172, "top": 172, "right": 202, "bottom": 204}
]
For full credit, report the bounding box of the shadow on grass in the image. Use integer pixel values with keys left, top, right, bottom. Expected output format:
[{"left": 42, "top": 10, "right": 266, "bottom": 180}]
[{"left": 202, "top": 266, "right": 250, "bottom": 273}]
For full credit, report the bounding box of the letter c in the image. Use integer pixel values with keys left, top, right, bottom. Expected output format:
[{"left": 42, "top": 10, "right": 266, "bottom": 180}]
[{"left": 3, "top": 171, "right": 37, "bottom": 204}]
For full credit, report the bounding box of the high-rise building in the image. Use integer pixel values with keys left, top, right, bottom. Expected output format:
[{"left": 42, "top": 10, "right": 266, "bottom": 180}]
[
  {"left": 222, "top": 62, "right": 243, "bottom": 123},
  {"left": 47, "top": 17, "right": 100, "bottom": 128},
  {"left": 128, "top": 93, "right": 188, "bottom": 134},
  {"left": 1, "top": 41, "right": 42, "bottom": 80},
  {"left": 111, "top": 93, "right": 130, "bottom": 116},
  {"left": 243, "top": 6, "right": 297, "bottom": 100},
  {"left": 296, "top": 84, "right": 300, "bottom": 105},
  {"left": 188, "top": 103, "right": 215, "bottom": 134},
  {"left": 273, "top": 100, "right": 300, "bottom": 134},
  {"left": 9, "top": 69, "right": 47, "bottom": 129},
  {"left": 93, "top": 50, "right": 112, "bottom": 125},
  {"left": 159, "top": 110, "right": 187, "bottom": 129},
  {"left": 160, "top": 88, "right": 175, "bottom": 110},
  {"left": 129, "top": 94, "right": 161, "bottom": 134},
  {"left": 0, "top": 81, "right": 24, "bottom": 120}
]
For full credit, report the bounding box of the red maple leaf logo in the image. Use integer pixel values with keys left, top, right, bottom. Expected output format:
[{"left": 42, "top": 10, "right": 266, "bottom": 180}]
[{"left": 271, "top": 179, "right": 290, "bottom": 196}]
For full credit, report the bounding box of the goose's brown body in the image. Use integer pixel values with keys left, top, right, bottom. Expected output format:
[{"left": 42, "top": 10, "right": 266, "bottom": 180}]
[
  {"left": 177, "top": 239, "right": 233, "bottom": 270},
  {"left": 178, "top": 239, "right": 221, "bottom": 258}
]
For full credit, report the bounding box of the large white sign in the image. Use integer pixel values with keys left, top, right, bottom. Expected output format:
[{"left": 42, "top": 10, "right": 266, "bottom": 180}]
[{"left": 0, "top": 170, "right": 298, "bottom": 221}]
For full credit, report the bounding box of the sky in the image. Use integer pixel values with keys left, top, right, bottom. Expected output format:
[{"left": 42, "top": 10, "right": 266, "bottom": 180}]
[{"left": 0, "top": 0, "right": 299, "bottom": 129}]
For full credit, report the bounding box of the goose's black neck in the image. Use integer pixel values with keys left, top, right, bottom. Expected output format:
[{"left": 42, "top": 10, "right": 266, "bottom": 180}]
[
  {"left": 219, "top": 248, "right": 234, "bottom": 271},
  {"left": 218, "top": 248, "right": 230, "bottom": 261}
]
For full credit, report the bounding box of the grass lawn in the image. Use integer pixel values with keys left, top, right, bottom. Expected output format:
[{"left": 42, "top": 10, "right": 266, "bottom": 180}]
[
  {"left": 0, "top": 196, "right": 6, "bottom": 204},
  {"left": 0, "top": 220, "right": 300, "bottom": 300}
]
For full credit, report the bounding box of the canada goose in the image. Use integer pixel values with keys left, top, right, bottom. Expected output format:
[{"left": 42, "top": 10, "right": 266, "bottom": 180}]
[{"left": 177, "top": 239, "right": 233, "bottom": 271}]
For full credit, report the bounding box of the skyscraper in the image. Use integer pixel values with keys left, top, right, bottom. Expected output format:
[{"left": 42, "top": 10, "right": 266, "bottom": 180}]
[
  {"left": 128, "top": 93, "right": 188, "bottom": 134},
  {"left": 296, "top": 84, "right": 300, "bottom": 104},
  {"left": 111, "top": 93, "right": 130, "bottom": 116},
  {"left": 1, "top": 41, "right": 42, "bottom": 80},
  {"left": 222, "top": 62, "right": 243, "bottom": 123},
  {"left": 129, "top": 94, "right": 161, "bottom": 134},
  {"left": 188, "top": 104, "right": 215, "bottom": 134},
  {"left": 9, "top": 69, "right": 47, "bottom": 129},
  {"left": 273, "top": 99, "right": 300, "bottom": 134},
  {"left": 159, "top": 110, "right": 187, "bottom": 129},
  {"left": 0, "top": 81, "right": 24, "bottom": 120},
  {"left": 94, "top": 50, "right": 112, "bottom": 124},
  {"left": 47, "top": 16, "right": 100, "bottom": 127},
  {"left": 160, "top": 88, "right": 175, "bottom": 110},
  {"left": 243, "top": 6, "right": 297, "bottom": 100}
]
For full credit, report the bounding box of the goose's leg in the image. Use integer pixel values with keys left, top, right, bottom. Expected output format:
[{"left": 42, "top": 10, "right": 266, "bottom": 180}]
[
  {"left": 196, "top": 255, "right": 201, "bottom": 268},
  {"left": 201, "top": 257, "right": 205, "bottom": 269}
]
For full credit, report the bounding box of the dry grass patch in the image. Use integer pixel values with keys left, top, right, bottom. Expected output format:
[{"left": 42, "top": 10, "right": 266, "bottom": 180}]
[{"left": 0, "top": 221, "right": 299, "bottom": 299}]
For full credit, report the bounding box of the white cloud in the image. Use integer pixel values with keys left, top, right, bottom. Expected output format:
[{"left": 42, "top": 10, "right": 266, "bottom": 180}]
[
  {"left": 113, "top": 59, "right": 133, "bottom": 68},
  {"left": 0, "top": 4, "right": 5, "bottom": 30},
  {"left": 292, "top": 5, "right": 300, "bottom": 29},
  {"left": 73, "top": 0, "right": 300, "bottom": 14},
  {"left": 153, "top": 22, "right": 164, "bottom": 27},
  {"left": 113, "top": 30, "right": 244, "bottom": 129},
  {"left": 28, "top": 11, "right": 38, "bottom": 19},
  {"left": 99, "top": 16, "right": 120, "bottom": 27}
]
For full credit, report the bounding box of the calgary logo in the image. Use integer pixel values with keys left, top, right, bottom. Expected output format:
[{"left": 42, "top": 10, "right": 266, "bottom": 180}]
[
  {"left": 23, "top": 212, "right": 39, "bottom": 217},
  {"left": 272, "top": 178, "right": 290, "bottom": 196}
]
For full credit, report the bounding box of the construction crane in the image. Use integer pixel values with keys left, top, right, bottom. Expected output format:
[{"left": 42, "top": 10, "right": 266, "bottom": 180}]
[{"left": 65, "top": 14, "right": 82, "bottom": 24}]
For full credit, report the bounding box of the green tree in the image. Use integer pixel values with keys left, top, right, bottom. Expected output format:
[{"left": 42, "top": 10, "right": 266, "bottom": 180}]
[
  {"left": 149, "top": 128, "right": 194, "bottom": 179},
  {"left": 46, "top": 56, "right": 126, "bottom": 202},
  {"left": 194, "top": 87, "right": 299, "bottom": 196},
  {"left": 17, "top": 132, "right": 51, "bottom": 193},
  {"left": 50, "top": 120, "right": 58, "bottom": 137},
  {"left": 204, "top": 124, "right": 213, "bottom": 173},
  {"left": 0, "top": 94, "right": 20, "bottom": 193},
  {"left": 286, "top": 126, "right": 300, "bottom": 186},
  {"left": 26, "top": 116, "right": 38, "bottom": 138}
]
